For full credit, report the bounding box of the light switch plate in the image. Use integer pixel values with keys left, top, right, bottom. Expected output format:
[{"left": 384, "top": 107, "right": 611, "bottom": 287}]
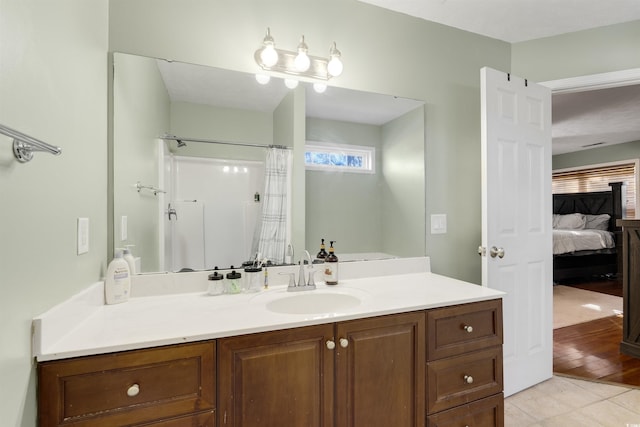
[
  {"left": 430, "top": 214, "right": 447, "bottom": 234},
  {"left": 121, "top": 215, "right": 128, "bottom": 241},
  {"left": 77, "top": 218, "right": 89, "bottom": 254}
]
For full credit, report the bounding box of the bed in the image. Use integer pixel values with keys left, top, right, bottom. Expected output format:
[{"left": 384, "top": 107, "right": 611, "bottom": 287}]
[{"left": 553, "top": 182, "right": 625, "bottom": 283}]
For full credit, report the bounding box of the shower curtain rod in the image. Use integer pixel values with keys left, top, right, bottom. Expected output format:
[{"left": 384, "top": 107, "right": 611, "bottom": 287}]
[{"left": 161, "top": 134, "right": 290, "bottom": 150}]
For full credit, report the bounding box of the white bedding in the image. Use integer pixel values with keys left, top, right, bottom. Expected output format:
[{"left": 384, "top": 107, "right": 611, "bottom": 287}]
[{"left": 553, "top": 229, "right": 615, "bottom": 255}]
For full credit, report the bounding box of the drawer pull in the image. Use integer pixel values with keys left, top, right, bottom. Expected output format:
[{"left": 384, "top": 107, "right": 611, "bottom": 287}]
[
  {"left": 339, "top": 338, "right": 349, "bottom": 348},
  {"left": 326, "top": 340, "right": 336, "bottom": 350},
  {"left": 463, "top": 375, "right": 474, "bottom": 384},
  {"left": 127, "top": 384, "right": 140, "bottom": 397},
  {"left": 463, "top": 325, "right": 474, "bottom": 333}
]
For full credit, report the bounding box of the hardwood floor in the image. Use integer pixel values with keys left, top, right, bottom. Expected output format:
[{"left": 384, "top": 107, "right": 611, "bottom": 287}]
[{"left": 553, "top": 277, "right": 640, "bottom": 387}]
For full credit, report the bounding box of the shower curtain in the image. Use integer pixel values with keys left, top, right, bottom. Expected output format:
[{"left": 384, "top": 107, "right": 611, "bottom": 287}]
[{"left": 252, "top": 147, "right": 292, "bottom": 264}]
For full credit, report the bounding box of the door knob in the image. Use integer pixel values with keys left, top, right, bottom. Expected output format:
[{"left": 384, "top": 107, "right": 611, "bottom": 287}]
[{"left": 489, "top": 246, "right": 505, "bottom": 259}]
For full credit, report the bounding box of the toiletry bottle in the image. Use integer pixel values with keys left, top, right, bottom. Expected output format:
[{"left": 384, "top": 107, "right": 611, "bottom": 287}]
[
  {"left": 105, "top": 251, "right": 131, "bottom": 304},
  {"left": 207, "top": 269, "right": 225, "bottom": 296},
  {"left": 123, "top": 246, "right": 136, "bottom": 275},
  {"left": 323, "top": 241, "right": 339, "bottom": 285},
  {"left": 316, "top": 238, "right": 328, "bottom": 262},
  {"left": 226, "top": 269, "right": 242, "bottom": 294}
]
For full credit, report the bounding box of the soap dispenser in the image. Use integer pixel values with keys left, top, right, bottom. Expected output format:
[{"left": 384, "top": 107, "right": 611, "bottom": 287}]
[
  {"left": 323, "top": 241, "right": 339, "bottom": 285},
  {"left": 316, "top": 238, "right": 328, "bottom": 262},
  {"left": 105, "top": 251, "right": 131, "bottom": 304}
]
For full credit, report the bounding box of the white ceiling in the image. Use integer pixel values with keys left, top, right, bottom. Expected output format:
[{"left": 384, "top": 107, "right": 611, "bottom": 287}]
[
  {"left": 157, "top": 60, "right": 424, "bottom": 126},
  {"left": 357, "top": 0, "right": 640, "bottom": 43}
]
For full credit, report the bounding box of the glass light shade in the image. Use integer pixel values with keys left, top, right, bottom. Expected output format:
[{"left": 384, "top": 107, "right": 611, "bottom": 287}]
[
  {"left": 313, "top": 83, "right": 327, "bottom": 93},
  {"left": 260, "top": 45, "right": 279, "bottom": 67},
  {"left": 284, "top": 79, "right": 299, "bottom": 89},
  {"left": 255, "top": 74, "right": 271, "bottom": 85},
  {"left": 294, "top": 51, "right": 311, "bottom": 72},
  {"left": 327, "top": 56, "right": 343, "bottom": 77}
]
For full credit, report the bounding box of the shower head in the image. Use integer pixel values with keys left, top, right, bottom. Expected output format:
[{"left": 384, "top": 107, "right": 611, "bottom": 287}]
[{"left": 177, "top": 139, "right": 187, "bottom": 148}]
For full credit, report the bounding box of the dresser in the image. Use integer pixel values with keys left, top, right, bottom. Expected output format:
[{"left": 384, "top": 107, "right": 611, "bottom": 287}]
[{"left": 617, "top": 219, "right": 640, "bottom": 358}]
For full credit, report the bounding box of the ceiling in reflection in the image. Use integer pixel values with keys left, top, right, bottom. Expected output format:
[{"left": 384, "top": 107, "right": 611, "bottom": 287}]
[{"left": 156, "top": 60, "right": 423, "bottom": 126}]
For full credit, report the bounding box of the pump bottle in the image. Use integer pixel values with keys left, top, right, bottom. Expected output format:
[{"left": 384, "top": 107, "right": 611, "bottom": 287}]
[{"left": 323, "top": 241, "right": 339, "bottom": 285}]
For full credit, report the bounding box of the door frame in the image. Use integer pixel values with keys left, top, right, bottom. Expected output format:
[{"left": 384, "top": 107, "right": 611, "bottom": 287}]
[{"left": 540, "top": 67, "right": 640, "bottom": 93}]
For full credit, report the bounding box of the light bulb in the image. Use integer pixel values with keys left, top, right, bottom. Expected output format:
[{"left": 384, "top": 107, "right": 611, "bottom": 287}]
[
  {"left": 260, "top": 45, "right": 278, "bottom": 67},
  {"left": 259, "top": 28, "right": 279, "bottom": 67},
  {"left": 295, "top": 51, "right": 310, "bottom": 72},
  {"left": 327, "top": 42, "right": 343, "bottom": 77},
  {"left": 255, "top": 74, "right": 271, "bottom": 85},
  {"left": 284, "top": 79, "right": 299, "bottom": 89},
  {"left": 313, "top": 83, "right": 327, "bottom": 93},
  {"left": 294, "top": 36, "right": 310, "bottom": 72}
]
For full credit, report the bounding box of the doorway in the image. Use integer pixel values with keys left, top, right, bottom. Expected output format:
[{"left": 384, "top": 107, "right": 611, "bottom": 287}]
[{"left": 543, "top": 68, "right": 640, "bottom": 386}]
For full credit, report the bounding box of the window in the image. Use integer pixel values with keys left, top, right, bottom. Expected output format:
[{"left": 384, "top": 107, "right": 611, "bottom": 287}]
[
  {"left": 304, "top": 142, "right": 375, "bottom": 174},
  {"left": 552, "top": 160, "right": 638, "bottom": 218}
]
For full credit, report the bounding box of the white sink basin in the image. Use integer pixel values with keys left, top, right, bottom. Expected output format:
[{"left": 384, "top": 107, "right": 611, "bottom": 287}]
[{"left": 265, "top": 292, "right": 362, "bottom": 314}]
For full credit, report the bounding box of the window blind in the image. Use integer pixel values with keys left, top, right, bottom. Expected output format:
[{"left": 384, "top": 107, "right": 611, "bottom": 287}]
[{"left": 552, "top": 163, "right": 636, "bottom": 218}]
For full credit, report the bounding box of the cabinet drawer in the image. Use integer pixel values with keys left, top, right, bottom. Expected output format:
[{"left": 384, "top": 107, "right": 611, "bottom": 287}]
[
  {"left": 38, "top": 342, "right": 215, "bottom": 427},
  {"left": 427, "top": 299, "right": 502, "bottom": 360},
  {"left": 427, "top": 346, "right": 503, "bottom": 414},
  {"left": 427, "top": 393, "right": 504, "bottom": 427}
]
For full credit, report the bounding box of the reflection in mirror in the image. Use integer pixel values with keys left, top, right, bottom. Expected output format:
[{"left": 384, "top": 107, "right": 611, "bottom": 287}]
[{"left": 112, "top": 52, "right": 425, "bottom": 274}]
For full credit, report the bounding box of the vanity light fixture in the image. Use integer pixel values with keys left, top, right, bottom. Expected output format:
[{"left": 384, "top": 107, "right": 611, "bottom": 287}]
[{"left": 254, "top": 28, "right": 343, "bottom": 83}]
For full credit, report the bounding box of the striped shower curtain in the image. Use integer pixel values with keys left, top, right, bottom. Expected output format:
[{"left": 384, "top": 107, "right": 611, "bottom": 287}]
[{"left": 252, "top": 147, "right": 292, "bottom": 264}]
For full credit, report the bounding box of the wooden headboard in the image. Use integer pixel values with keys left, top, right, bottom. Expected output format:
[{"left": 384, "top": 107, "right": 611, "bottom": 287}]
[{"left": 553, "top": 182, "right": 625, "bottom": 231}]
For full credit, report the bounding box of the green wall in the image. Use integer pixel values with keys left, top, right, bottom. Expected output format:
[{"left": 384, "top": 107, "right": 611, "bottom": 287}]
[
  {"left": 0, "top": 1, "right": 108, "bottom": 426},
  {"left": 112, "top": 53, "right": 171, "bottom": 272},
  {"left": 512, "top": 20, "right": 640, "bottom": 82},
  {"left": 553, "top": 139, "right": 640, "bottom": 170}
]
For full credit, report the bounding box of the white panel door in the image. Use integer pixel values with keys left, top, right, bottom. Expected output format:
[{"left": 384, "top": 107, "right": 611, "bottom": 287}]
[{"left": 481, "top": 67, "right": 553, "bottom": 396}]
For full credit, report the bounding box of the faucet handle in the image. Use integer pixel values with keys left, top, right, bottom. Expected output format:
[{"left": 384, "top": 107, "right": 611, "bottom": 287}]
[
  {"left": 307, "top": 269, "right": 317, "bottom": 289},
  {"left": 279, "top": 272, "right": 296, "bottom": 289}
]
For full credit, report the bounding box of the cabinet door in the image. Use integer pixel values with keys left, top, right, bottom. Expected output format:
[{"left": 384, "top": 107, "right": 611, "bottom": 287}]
[
  {"left": 335, "top": 312, "right": 426, "bottom": 427},
  {"left": 218, "top": 324, "right": 334, "bottom": 427}
]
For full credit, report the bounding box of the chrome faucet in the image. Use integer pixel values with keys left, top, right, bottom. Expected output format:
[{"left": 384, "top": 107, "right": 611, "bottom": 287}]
[{"left": 283, "top": 251, "right": 316, "bottom": 292}]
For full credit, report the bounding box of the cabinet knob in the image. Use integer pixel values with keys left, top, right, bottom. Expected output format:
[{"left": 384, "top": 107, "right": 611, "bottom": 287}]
[
  {"left": 326, "top": 340, "right": 336, "bottom": 350},
  {"left": 463, "top": 325, "right": 474, "bottom": 333},
  {"left": 127, "top": 383, "right": 140, "bottom": 397},
  {"left": 463, "top": 375, "right": 474, "bottom": 384},
  {"left": 339, "top": 338, "right": 349, "bottom": 348}
]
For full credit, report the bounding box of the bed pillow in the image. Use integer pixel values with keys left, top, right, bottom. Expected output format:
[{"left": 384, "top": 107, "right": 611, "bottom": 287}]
[
  {"left": 584, "top": 213, "right": 611, "bottom": 230},
  {"left": 553, "top": 213, "right": 586, "bottom": 230}
]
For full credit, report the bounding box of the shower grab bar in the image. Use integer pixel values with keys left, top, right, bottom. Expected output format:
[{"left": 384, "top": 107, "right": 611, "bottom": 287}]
[
  {"left": 0, "top": 123, "right": 62, "bottom": 163},
  {"left": 135, "top": 181, "right": 166, "bottom": 196}
]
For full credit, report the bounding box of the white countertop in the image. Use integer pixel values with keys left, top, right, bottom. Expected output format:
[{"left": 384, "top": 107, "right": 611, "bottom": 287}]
[{"left": 33, "top": 258, "right": 504, "bottom": 362}]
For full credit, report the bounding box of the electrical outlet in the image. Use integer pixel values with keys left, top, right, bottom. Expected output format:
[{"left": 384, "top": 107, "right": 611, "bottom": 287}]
[{"left": 77, "top": 218, "right": 89, "bottom": 254}]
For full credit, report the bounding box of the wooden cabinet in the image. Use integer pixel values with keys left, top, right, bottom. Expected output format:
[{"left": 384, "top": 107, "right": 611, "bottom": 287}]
[
  {"left": 38, "top": 299, "right": 503, "bottom": 427},
  {"left": 426, "top": 299, "right": 504, "bottom": 427},
  {"left": 38, "top": 342, "right": 215, "bottom": 427},
  {"left": 217, "top": 312, "right": 425, "bottom": 427},
  {"left": 617, "top": 219, "right": 640, "bottom": 357},
  {"left": 217, "top": 324, "right": 334, "bottom": 427}
]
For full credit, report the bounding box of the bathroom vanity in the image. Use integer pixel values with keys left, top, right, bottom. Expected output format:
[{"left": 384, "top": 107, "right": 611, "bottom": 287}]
[{"left": 34, "top": 258, "right": 504, "bottom": 427}]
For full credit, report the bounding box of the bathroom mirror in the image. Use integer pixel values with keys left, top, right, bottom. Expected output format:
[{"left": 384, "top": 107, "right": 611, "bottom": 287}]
[{"left": 111, "top": 52, "right": 425, "bottom": 273}]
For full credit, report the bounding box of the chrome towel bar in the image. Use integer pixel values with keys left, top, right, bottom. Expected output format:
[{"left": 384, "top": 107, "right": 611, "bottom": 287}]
[{"left": 0, "top": 123, "right": 62, "bottom": 163}]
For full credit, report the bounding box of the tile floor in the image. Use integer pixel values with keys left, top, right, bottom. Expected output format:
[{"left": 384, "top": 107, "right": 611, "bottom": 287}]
[{"left": 505, "top": 374, "right": 640, "bottom": 426}]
